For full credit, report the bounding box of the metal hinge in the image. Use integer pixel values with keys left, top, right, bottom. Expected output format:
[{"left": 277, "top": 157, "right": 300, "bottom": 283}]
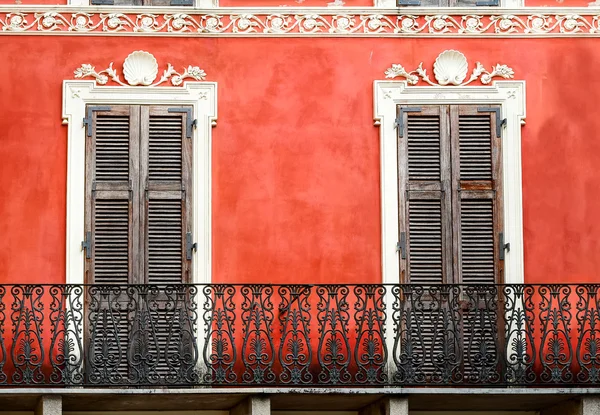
[
  {"left": 186, "top": 232, "right": 197, "bottom": 260},
  {"left": 82, "top": 232, "right": 92, "bottom": 259},
  {"left": 478, "top": 107, "right": 506, "bottom": 138},
  {"left": 91, "top": 181, "right": 97, "bottom": 199},
  {"left": 170, "top": 0, "right": 193, "bottom": 5},
  {"left": 168, "top": 107, "right": 197, "bottom": 139},
  {"left": 90, "top": 0, "right": 113, "bottom": 4},
  {"left": 83, "top": 106, "right": 111, "bottom": 137},
  {"left": 396, "top": 107, "right": 422, "bottom": 136},
  {"left": 498, "top": 232, "right": 510, "bottom": 260},
  {"left": 396, "top": 0, "right": 421, "bottom": 5},
  {"left": 475, "top": 0, "right": 499, "bottom": 5},
  {"left": 396, "top": 232, "right": 407, "bottom": 260}
]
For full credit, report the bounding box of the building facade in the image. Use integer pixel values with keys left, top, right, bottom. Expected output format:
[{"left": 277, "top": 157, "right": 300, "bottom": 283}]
[{"left": 1, "top": 0, "right": 600, "bottom": 414}]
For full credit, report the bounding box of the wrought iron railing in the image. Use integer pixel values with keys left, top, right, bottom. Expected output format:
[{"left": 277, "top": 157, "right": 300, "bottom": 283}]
[{"left": 0, "top": 284, "right": 599, "bottom": 386}]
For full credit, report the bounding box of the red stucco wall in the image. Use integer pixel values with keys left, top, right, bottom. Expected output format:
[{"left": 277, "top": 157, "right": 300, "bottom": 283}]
[{"left": 0, "top": 37, "right": 599, "bottom": 285}]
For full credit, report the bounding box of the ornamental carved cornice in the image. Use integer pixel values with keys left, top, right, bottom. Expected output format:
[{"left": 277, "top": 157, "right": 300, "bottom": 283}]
[
  {"left": 385, "top": 49, "right": 514, "bottom": 86},
  {"left": 1, "top": 7, "right": 600, "bottom": 36},
  {"left": 73, "top": 50, "right": 206, "bottom": 86}
]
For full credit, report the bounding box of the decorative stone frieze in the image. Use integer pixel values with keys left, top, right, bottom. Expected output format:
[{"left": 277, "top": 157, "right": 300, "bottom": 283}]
[{"left": 2, "top": 8, "right": 600, "bottom": 36}]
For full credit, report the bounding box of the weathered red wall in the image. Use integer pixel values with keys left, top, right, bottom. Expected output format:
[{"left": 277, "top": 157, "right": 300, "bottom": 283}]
[{"left": 0, "top": 37, "right": 599, "bottom": 285}]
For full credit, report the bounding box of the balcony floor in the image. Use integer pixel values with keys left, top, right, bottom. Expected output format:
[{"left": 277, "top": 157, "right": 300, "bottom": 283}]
[{"left": 0, "top": 387, "right": 595, "bottom": 412}]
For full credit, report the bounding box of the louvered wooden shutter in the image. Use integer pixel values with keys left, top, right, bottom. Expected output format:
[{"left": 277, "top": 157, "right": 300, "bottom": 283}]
[
  {"left": 139, "top": 106, "right": 192, "bottom": 285},
  {"left": 85, "top": 105, "right": 140, "bottom": 284},
  {"left": 450, "top": 105, "right": 504, "bottom": 285},
  {"left": 398, "top": 105, "right": 453, "bottom": 285},
  {"left": 85, "top": 105, "right": 140, "bottom": 382}
]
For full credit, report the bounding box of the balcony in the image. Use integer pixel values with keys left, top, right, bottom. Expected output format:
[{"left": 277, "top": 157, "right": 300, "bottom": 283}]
[{"left": 1, "top": 284, "right": 598, "bottom": 387}]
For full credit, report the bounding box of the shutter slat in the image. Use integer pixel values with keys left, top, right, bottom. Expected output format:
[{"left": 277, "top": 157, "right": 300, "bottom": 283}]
[
  {"left": 459, "top": 115, "right": 493, "bottom": 181},
  {"left": 460, "top": 199, "right": 495, "bottom": 285},
  {"left": 407, "top": 115, "right": 441, "bottom": 181},
  {"left": 95, "top": 115, "right": 130, "bottom": 182}
]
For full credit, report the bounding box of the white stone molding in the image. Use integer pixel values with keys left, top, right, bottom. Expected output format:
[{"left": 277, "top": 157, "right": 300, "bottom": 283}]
[
  {"left": 385, "top": 49, "right": 514, "bottom": 86},
  {"left": 374, "top": 77, "right": 526, "bottom": 286},
  {"left": 62, "top": 80, "right": 217, "bottom": 286},
  {"left": 2, "top": 8, "right": 600, "bottom": 37},
  {"left": 74, "top": 50, "right": 206, "bottom": 87}
]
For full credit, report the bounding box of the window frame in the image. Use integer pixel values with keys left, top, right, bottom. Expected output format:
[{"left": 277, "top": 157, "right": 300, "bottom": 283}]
[
  {"left": 63, "top": 80, "right": 217, "bottom": 286},
  {"left": 373, "top": 80, "right": 525, "bottom": 285}
]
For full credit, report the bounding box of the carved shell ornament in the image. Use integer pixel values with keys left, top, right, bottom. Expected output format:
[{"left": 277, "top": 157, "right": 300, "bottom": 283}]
[
  {"left": 123, "top": 51, "right": 159, "bottom": 86},
  {"left": 73, "top": 50, "right": 206, "bottom": 87},
  {"left": 384, "top": 49, "right": 514, "bottom": 87}
]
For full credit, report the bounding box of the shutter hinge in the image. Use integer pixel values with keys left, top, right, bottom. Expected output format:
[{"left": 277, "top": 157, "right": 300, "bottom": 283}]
[
  {"left": 186, "top": 232, "right": 197, "bottom": 260},
  {"left": 397, "top": 0, "right": 421, "bottom": 5},
  {"left": 91, "top": 180, "right": 97, "bottom": 198},
  {"left": 477, "top": 107, "right": 506, "bottom": 138},
  {"left": 499, "top": 232, "right": 510, "bottom": 260},
  {"left": 82, "top": 231, "right": 92, "bottom": 259},
  {"left": 168, "top": 107, "right": 196, "bottom": 139},
  {"left": 83, "top": 106, "right": 111, "bottom": 137},
  {"left": 396, "top": 107, "right": 422, "bottom": 137},
  {"left": 90, "top": 0, "right": 114, "bottom": 4},
  {"left": 396, "top": 232, "right": 407, "bottom": 260},
  {"left": 170, "top": 0, "right": 193, "bottom": 5}
]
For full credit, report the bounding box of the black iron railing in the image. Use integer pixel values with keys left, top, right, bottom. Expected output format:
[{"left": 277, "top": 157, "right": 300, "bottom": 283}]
[{"left": 0, "top": 284, "right": 599, "bottom": 386}]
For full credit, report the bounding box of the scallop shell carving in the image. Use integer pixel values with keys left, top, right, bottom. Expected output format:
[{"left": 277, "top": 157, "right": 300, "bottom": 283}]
[
  {"left": 433, "top": 50, "right": 469, "bottom": 86},
  {"left": 123, "top": 51, "right": 159, "bottom": 86}
]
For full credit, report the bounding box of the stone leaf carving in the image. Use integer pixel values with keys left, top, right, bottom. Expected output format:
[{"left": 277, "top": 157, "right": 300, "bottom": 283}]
[
  {"left": 385, "top": 49, "right": 514, "bottom": 86},
  {"left": 73, "top": 50, "right": 206, "bottom": 87}
]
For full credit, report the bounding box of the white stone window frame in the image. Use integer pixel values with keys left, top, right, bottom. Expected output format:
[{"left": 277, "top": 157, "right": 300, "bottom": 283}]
[
  {"left": 373, "top": 80, "right": 526, "bottom": 286},
  {"left": 62, "top": 80, "right": 217, "bottom": 287}
]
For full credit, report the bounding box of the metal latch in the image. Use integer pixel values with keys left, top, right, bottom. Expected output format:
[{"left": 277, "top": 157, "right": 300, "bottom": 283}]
[
  {"left": 168, "top": 107, "right": 197, "bottom": 139},
  {"left": 396, "top": 107, "right": 422, "bottom": 136},
  {"left": 83, "top": 106, "right": 111, "bottom": 137},
  {"left": 478, "top": 107, "right": 506, "bottom": 138},
  {"left": 186, "top": 232, "right": 197, "bottom": 260},
  {"left": 499, "top": 232, "right": 510, "bottom": 260},
  {"left": 82, "top": 232, "right": 92, "bottom": 259},
  {"left": 396, "top": 232, "right": 407, "bottom": 260}
]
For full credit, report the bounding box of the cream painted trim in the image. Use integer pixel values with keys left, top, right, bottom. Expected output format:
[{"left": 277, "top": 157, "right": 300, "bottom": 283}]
[
  {"left": 373, "top": 80, "right": 526, "bottom": 286},
  {"left": 2, "top": 8, "right": 600, "bottom": 37},
  {"left": 62, "top": 80, "right": 217, "bottom": 286}
]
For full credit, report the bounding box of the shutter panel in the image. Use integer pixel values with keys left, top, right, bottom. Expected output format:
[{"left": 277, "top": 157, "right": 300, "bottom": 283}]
[
  {"left": 450, "top": 105, "right": 504, "bottom": 285},
  {"left": 140, "top": 105, "right": 192, "bottom": 285},
  {"left": 398, "top": 105, "right": 453, "bottom": 285},
  {"left": 450, "top": 105, "right": 504, "bottom": 383},
  {"left": 85, "top": 105, "right": 140, "bottom": 384},
  {"left": 139, "top": 106, "right": 193, "bottom": 382}
]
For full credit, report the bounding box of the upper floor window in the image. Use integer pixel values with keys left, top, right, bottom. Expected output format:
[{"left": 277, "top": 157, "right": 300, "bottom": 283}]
[
  {"left": 90, "top": 0, "right": 193, "bottom": 5},
  {"left": 397, "top": 104, "right": 504, "bottom": 284},
  {"left": 84, "top": 104, "right": 193, "bottom": 285},
  {"left": 397, "top": 0, "right": 499, "bottom": 6}
]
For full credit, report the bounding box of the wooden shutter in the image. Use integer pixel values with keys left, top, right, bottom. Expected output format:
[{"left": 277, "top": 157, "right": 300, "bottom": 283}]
[
  {"left": 139, "top": 106, "right": 192, "bottom": 285},
  {"left": 398, "top": 105, "right": 453, "bottom": 285},
  {"left": 138, "top": 106, "right": 193, "bottom": 380},
  {"left": 450, "top": 105, "right": 504, "bottom": 285},
  {"left": 85, "top": 105, "right": 141, "bottom": 383},
  {"left": 85, "top": 105, "right": 140, "bottom": 285}
]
